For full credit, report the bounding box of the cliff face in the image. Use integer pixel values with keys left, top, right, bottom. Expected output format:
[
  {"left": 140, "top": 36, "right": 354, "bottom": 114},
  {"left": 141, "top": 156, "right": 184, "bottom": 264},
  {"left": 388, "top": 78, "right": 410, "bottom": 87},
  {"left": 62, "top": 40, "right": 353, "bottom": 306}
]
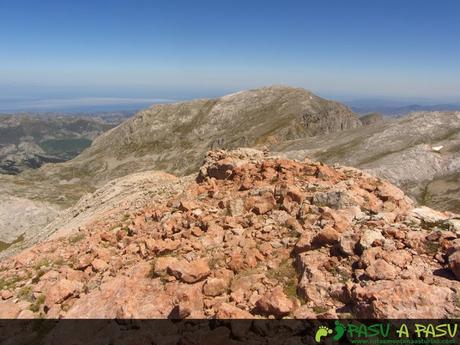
[{"left": 1, "top": 149, "right": 459, "bottom": 321}]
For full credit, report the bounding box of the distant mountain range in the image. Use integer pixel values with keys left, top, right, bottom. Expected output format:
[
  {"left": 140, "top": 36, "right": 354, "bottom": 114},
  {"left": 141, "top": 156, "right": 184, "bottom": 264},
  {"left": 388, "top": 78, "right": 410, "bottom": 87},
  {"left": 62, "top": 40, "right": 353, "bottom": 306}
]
[
  {"left": 0, "top": 97, "right": 174, "bottom": 112},
  {"left": 346, "top": 99, "right": 460, "bottom": 116},
  {"left": 0, "top": 110, "right": 134, "bottom": 124}
]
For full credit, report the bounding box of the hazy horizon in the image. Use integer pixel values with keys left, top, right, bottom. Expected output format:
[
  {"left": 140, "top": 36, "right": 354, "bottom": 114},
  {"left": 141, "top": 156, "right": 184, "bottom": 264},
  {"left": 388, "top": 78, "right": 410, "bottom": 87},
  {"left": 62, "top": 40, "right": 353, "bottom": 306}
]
[
  {"left": 1, "top": 87, "right": 460, "bottom": 113},
  {"left": 1, "top": 0, "right": 460, "bottom": 111}
]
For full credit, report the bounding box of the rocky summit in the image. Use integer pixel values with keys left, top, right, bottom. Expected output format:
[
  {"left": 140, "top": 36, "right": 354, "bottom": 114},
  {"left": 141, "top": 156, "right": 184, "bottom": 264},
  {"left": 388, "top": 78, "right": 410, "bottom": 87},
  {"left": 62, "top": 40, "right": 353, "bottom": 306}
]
[{"left": 1, "top": 149, "right": 459, "bottom": 319}]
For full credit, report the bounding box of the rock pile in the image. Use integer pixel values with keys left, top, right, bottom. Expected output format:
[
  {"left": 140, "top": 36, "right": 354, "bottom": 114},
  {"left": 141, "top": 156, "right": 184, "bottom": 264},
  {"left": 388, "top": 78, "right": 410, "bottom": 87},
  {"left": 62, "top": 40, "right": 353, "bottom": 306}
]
[{"left": 1, "top": 149, "right": 459, "bottom": 319}]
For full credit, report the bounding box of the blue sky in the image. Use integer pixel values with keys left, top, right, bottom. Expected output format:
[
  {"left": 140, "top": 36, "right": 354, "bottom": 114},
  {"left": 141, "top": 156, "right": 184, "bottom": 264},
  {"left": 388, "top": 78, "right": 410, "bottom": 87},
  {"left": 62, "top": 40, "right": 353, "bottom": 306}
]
[{"left": 0, "top": 0, "right": 459, "bottom": 110}]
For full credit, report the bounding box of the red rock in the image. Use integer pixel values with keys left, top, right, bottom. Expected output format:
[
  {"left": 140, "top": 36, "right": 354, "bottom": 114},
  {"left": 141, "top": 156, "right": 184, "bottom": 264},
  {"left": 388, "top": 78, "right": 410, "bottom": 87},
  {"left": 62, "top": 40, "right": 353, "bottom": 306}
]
[
  {"left": 40, "top": 270, "right": 59, "bottom": 282},
  {"left": 116, "top": 229, "right": 126, "bottom": 241},
  {"left": 145, "top": 239, "right": 180, "bottom": 254},
  {"left": 294, "top": 232, "right": 313, "bottom": 253},
  {"left": 274, "top": 183, "right": 304, "bottom": 204},
  {"left": 65, "top": 263, "right": 173, "bottom": 318},
  {"left": 45, "top": 304, "right": 62, "bottom": 318},
  {"left": 0, "top": 300, "right": 21, "bottom": 318},
  {"left": 153, "top": 257, "right": 179, "bottom": 276},
  {"left": 365, "top": 259, "right": 398, "bottom": 280},
  {"left": 12, "top": 250, "right": 35, "bottom": 268},
  {"left": 239, "top": 177, "right": 253, "bottom": 191},
  {"left": 216, "top": 303, "right": 253, "bottom": 318},
  {"left": 100, "top": 231, "right": 116, "bottom": 243},
  {"left": 167, "top": 259, "right": 211, "bottom": 283},
  {"left": 352, "top": 280, "right": 455, "bottom": 318},
  {"left": 258, "top": 242, "right": 273, "bottom": 256},
  {"left": 44, "top": 279, "right": 83, "bottom": 308},
  {"left": 191, "top": 226, "right": 204, "bottom": 237},
  {"left": 377, "top": 182, "right": 405, "bottom": 202},
  {"left": 286, "top": 186, "right": 304, "bottom": 204},
  {"left": 322, "top": 208, "right": 353, "bottom": 233},
  {"left": 62, "top": 267, "right": 87, "bottom": 282},
  {"left": 169, "top": 303, "right": 191, "bottom": 319},
  {"left": 314, "top": 226, "right": 339, "bottom": 246},
  {"left": 230, "top": 273, "right": 264, "bottom": 294},
  {"left": 449, "top": 251, "right": 460, "bottom": 280},
  {"left": 17, "top": 309, "right": 36, "bottom": 319},
  {"left": 179, "top": 200, "right": 199, "bottom": 212},
  {"left": 170, "top": 282, "right": 205, "bottom": 318},
  {"left": 251, "top": 194, "right": 276, "bottom": 215},
  {"left": 254, "top": 286, "right": 294, "bottom": 318},
  {"left": 214, "top": 268, "right": 234, "bottom": 283},
  {"left": 91, "top": 258, "right": 108, "bottom": 272},
  {"left": 359, "top": 229, "right": 385, "bottom": 251},
  {"left": 75, "top": 254, "right": 93, "bottom": 270},
  {"left": 296, "top": 251, "right": 333, "bottom": 305},
  {"left": 0, "top": 149, "right": 457, "bottom": 320},
  {"left": 381, "top": 250, "right": 412, "bottom": 268},
  {"left": 1, "top": 290, "right": 13, "bottom": 300},
  {"left": 292, "top": 305, "right": 317, "bottom": 319},
  {"left": 227, "top": 252, "right": 246, "bottom": 272},
  {"left": 203, "top": 278, "right": 228, "bottom": 297},
  {"left": 339, "top": 232, "right": 358, "bottom": 256},
  {"left": 316, "top": 165, "right": 339, "bottom": 180},
  {"left": 285, "top": 217, "right": 303, "bottom": 234},
  {"left": 227, "top": 198, "right": 245, "bottom": 216}
]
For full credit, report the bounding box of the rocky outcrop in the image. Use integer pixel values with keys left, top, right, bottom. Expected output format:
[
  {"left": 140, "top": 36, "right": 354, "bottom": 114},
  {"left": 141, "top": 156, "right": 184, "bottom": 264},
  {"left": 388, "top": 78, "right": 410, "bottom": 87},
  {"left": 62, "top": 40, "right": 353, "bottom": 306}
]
[
  {"left": 278, "top": 111, "right": 460, "bottom": 212},
  {"left": 1, "top": 149, "right": 459, "bottom": 319}
]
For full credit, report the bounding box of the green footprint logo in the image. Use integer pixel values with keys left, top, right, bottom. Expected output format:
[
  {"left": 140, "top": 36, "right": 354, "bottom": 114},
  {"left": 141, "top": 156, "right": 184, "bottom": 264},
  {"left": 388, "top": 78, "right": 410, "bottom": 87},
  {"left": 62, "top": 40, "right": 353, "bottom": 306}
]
[
  {"left": 333, "top": 321, "right": 346, "bottom": 341},
  {"left": 315, "top": 326, "right": 333, "bottom": 343}
]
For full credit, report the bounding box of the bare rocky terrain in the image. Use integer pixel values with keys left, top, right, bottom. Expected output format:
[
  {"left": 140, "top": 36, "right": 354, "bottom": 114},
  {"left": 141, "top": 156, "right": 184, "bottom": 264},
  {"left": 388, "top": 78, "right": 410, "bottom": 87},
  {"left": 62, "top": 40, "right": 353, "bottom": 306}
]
[
  {"left": 0, "top": 86, "right": 361, "bottom": 250},
  {"left": 1, "top": 87, "right": 460, "bottom": 322},
  {"left": 276, "top": 111, "right": 460, "bottom": 212},
  {"left": 1, "top": 149, "right": 459, "bottom": 321}
]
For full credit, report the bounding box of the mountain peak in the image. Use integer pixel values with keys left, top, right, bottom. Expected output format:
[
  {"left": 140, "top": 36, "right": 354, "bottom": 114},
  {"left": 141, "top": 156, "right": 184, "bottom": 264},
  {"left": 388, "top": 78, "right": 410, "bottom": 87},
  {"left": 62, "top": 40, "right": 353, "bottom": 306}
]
[{"left": 71, "top": 85, "right": 361, "bottom": 183}]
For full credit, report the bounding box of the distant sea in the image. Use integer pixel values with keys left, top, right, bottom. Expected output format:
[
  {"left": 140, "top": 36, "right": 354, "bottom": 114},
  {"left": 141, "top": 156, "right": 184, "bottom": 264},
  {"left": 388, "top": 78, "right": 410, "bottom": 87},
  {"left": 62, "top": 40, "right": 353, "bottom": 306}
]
[{"left": 0, "top": 97, "right": 175, "bottom": 113}]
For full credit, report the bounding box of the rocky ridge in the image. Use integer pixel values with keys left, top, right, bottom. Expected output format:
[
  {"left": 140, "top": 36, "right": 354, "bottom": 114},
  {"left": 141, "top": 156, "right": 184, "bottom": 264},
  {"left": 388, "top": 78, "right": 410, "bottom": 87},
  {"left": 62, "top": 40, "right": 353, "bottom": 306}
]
[{"left": 1, "top": 149, "right": 459, "bottom": 319}]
